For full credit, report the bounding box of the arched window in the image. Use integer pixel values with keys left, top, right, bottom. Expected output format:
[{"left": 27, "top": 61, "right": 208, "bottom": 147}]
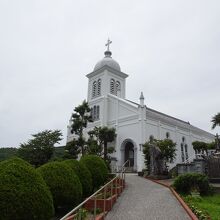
[
  {"left": 97, "top": 106, "right": 100, "bottom": 120},
  {"left": 166, "top": 132, "right": 170, "bottom": 139},
  {"left": 97, "top": 79, "right": 101, "bottom": 96},
  {"left": 116, "top": 81, "right": 121, "bottom": 95},
  {"left": 182, "top": 137, "right": 185, "bottom": 142},
  {"left": 90, "top": 107, "right": 93, "bottom": 119},
  {"left": 181, "top": 143, "right": 184, "bottom": 162},
  {"left": 185, "top": 144, "right": 188, "bottom": 160},
  {"left": 110, "top": 79, "right": 115, "bottom": 94},
  {"left": 149, "top": 135, "right": 154, "bottom": 143},
  {"left": 93, "top": 106, "right": 97, "bottom": 120},
  {"left": 91, "top": 105, "right": 100, "bottom": 121},
  {"left": 92, "top": 81, "right": 97, "bottom": 98}
]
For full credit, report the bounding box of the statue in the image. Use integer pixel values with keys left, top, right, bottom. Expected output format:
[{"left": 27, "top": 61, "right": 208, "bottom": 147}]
[{"left": 149, "top": 143, "right": 167, "bottom": 177}]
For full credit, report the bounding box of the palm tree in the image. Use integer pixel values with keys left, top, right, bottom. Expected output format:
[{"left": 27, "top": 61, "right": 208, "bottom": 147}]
[{"left": 211, "top": 112, "right": 220, "bottom": 129}]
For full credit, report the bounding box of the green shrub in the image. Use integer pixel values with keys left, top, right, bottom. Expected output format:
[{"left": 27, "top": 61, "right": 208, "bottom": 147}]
[
  {"left": 0, "top": 157, "right": 54, "bottom": 220},
  {"left": 173, "top": 173, "right": 210, "bottom": 195},
  {"left": 37, "top": 161, "right": 82, "bottom": 209},
  {"left": 62, "top": 159, "right": 92, "bottom": 197},
  {"left": 80, "top": 155, "right": 108, "bottom": 190}
]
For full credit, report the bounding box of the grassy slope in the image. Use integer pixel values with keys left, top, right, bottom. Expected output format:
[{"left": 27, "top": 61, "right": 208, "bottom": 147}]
[{"left": 185, "top": 194, "right": 220, "bottom": 220}]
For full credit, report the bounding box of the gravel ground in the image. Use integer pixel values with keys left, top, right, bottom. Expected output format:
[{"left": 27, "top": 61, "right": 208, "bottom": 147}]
[{"left": 105, "top": 174, "right": 191, "bottom": 220}]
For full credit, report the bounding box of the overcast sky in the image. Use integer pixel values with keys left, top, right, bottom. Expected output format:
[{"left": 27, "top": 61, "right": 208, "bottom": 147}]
[{"left": 0, "top": 0, "right": 219, "bottom": 147}]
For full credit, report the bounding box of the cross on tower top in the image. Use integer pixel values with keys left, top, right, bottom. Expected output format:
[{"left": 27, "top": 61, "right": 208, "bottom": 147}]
[{"left": 105, "top": 38, "right": 112, "bottom": 51}]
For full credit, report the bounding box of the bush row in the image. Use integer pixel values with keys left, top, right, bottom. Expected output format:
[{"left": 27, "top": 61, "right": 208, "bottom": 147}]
[
  {"left": 0, "top": 155, "right": 108, "bottom": 220},
  {"left": 173, "top": 173, "right": 210, "bottom": 195}
]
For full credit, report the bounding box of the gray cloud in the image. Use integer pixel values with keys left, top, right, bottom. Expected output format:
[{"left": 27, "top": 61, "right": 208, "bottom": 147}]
[{"left": 0, "top": 0, "right": 219, "bottom": 147}]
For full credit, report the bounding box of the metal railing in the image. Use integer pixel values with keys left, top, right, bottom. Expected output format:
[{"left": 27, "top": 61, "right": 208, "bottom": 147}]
[
  {"left": 60, "top": 162, "right": 128, "bottom": 220},
  {"left": 111, "top": 160, "right": 131, "bottom": 173}
]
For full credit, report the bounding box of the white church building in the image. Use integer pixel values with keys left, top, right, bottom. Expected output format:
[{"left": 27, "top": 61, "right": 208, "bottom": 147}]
[{"left": 67, "top": 42, "right": 214, "bottom": 172}]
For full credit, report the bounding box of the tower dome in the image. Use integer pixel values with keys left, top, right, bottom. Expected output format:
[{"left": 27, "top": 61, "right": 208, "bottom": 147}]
[{"left": 94, "top": 50, "right": 121, "bottom": 72}]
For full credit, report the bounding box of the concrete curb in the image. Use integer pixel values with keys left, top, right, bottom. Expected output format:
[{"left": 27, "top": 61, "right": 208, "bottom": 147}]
[{"left": 144, "top": 177, "right": 199, "bottom": 220}]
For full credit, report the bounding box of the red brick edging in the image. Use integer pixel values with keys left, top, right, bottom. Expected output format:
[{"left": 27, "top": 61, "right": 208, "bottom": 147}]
[{"left": 144, "top": 177, "right": 198, "bottom": 220}]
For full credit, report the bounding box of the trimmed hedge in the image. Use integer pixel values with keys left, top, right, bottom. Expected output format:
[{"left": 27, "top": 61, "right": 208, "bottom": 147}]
[
  {"left": 80, "top": 155, "right": 108, "bottom": 190},
  {"left": 62, "top": 159, "right": 92, "bottom": 197},
  {"left": 0, "top": 157, "right": 54, "bottom": 220},
  {"left": 37, "top": 161, "right": 82, "bottom": 209},
  {"left": 173, "top": 173, "right": 210, "bottom": 195}
]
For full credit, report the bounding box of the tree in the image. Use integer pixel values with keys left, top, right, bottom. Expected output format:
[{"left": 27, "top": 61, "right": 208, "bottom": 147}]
[
  {"left": 87, "top": 126, "right": 116, "bottom": 162},
  {"left": 211, "top": 112, "right": 220, "bottom": 129},
  {"left": 64, "top": 139, "right": 80, "bottom": 159},
  {"left": 192, "top": 141, "right": 208, "bottom": 154},
  {"left": 70, "top": 101, "right": 93, "bottom": 155},
  {"left": 143, "top": 138, "right": 176, "bottom": 171},
  {"left": 18, "top": 130, "right": 62, "bottom": 167}
]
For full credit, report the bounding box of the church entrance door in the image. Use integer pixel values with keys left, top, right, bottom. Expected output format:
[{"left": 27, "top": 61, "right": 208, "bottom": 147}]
[{"left": 124, "top": 142, "right": 134, "bottom": 167}]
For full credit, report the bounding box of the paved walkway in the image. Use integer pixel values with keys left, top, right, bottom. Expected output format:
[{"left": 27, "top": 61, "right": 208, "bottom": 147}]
[{"left": 106, "top": 174, "right": 190, "bottom": 220}]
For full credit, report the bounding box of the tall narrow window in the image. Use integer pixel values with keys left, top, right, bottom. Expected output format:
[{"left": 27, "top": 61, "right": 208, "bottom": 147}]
[
  {"left": 90, "top": 107, "right": 93, "bottom": 119},
  {"left": 92, "top": 81, "right": 97, "bottom": 98},
  {"left": 97, "top": 106, "right": 100, "bottom": 120},
  {"left": 93, "top": 106, "right": 97, "bottom": 120},
  {"left": 166, "top": 132, "right": 170, "bottom": 139},
  {"left": 116, "top": 81, "right": 121, "bottom": 96},
  {"left": 97, "top": 79, "right": 101, "bottom": 96},
  {"left": 110, "top": 79, "right": 115, "bottom": 94},
  {"left": 185, "top": 144, "right": 188, "bottom": 160},
  {"left": 181, "top": 143, "right": 185, "bottom": 162}
]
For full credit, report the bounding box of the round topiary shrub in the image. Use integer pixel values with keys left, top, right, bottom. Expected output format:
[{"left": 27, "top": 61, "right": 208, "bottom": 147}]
[
  {"left": 62, "top": 159, "right": 92, "bottom": 197},
  {"left": 37, "top": 161, "right": 82, "bottom": 209},
  {"left": 0, "top": 157, "right": 54, "bottom": 220},
  {"left": 80, "top": 155, "right": 108, "bottom": 190},
  {"left": 173, "top": 173, "right": 210, "bottom": 195}
]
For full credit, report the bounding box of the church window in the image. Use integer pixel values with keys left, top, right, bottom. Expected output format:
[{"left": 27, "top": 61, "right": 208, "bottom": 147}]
[
  {"left": 93, "top": 106, "right": 97, "bottom": 120},
  {"left": 91, "top": 107, "right": 93, "bottom": 119},
  {"left": 91, "top": 105, "right": 100, "bottom": 121},
  {"left": 149, "top": 135, "right": 154, "bottom": 143},
  {"left": 181, "top": 143, "right": 185, "bottom": 162},
  {"left": 182, "top": 137, "right": 185, "bottom": 142},
  {"left": 97, "top": 105, "right": 100, "bottom": 120},
  {"left": 97, "top": 79, "right": 101, "bottom": 96},
  {"left": 116, "top": 81, "right": 121, "bottom": 95},
  {"left": 166, "top": 132, "right": 170, "bottom": 139},
  {"left": 185, "top": 144, "right": 188, "bottom": 160},
  {"left": 92, "top": 81, "right": 97, "bottom": 98},
  {"left": 110, "top": 79, "right": 115, "bottom": 94}
]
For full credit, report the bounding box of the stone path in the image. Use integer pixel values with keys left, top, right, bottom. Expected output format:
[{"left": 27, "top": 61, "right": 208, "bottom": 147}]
[{"left": 105, "top": 174, "right": 190, "bottom": 220}]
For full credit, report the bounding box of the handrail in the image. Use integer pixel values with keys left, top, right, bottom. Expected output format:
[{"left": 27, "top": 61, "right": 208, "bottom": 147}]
[
  {"left": 60, "top": 161, "right": 127, "bottom": 220},
  {"left": 122, "top": 159, "right": 130, "bottom": 168}
]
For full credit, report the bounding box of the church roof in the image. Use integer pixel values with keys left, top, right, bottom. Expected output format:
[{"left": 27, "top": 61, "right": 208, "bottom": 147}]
[{"left": 94, "top": 50, "right": 121, "bottom": 72}]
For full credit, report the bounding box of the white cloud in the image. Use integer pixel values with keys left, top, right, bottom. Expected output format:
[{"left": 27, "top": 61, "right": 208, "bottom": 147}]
[{"left": 0, "top": 0, "right": 219, "bottom": 147}]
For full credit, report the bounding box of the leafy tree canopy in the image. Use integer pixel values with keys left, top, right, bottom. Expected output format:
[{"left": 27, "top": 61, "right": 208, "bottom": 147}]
[
  {"left": 211, "top": 112, "right": 220, "bottom": 129},
  {"left": 192, "top": 141, "right": 216, "bottom": 153},
  {"left": 64, "top": 139, "right": 80, "bottom": 159},
  {"left": 87, "top": 126, "right": 116, "bottom": 162},
  {"left": 18, "top": 130, "right": 62, "bottom": 167},
  {"left": 70, "top": 100, "right": 93, "bottom": 155},
  {"left": 143, "top": 138, "right": 176, "bottom": 170}
]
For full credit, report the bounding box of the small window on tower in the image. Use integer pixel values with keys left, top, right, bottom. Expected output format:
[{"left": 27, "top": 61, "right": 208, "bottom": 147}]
[
  {"left": 97, "top": 79, "right": 101, "bottom": 96},
  {"left": 110, "top": 79, "right": 115, "bottom": 94},
  {"left": 97, "top": 105, "right": 100, "bottom": 120},
  {"left": 92, "top": 81, "right": 97, "bottom": 98},
  {"left": 116, "top": 81, "right": 121, "bottom": 95},
  {"left": 93, "top": 106, "right": 97, "bottom": 120}
]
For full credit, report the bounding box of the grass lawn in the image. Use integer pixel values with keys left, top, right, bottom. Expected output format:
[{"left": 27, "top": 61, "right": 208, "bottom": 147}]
[{"left": 184, "top": 193, "right": 220, "bottom": 220}]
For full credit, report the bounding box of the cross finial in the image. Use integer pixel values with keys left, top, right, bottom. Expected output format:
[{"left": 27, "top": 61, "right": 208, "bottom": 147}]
[{"left": 105, "top": 38, "right": 112, "bottom": 51}]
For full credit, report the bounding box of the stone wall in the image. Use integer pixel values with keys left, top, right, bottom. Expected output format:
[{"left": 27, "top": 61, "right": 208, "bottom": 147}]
[{"left": 177, "top": 159, "right": 206, "bottom": 175}]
